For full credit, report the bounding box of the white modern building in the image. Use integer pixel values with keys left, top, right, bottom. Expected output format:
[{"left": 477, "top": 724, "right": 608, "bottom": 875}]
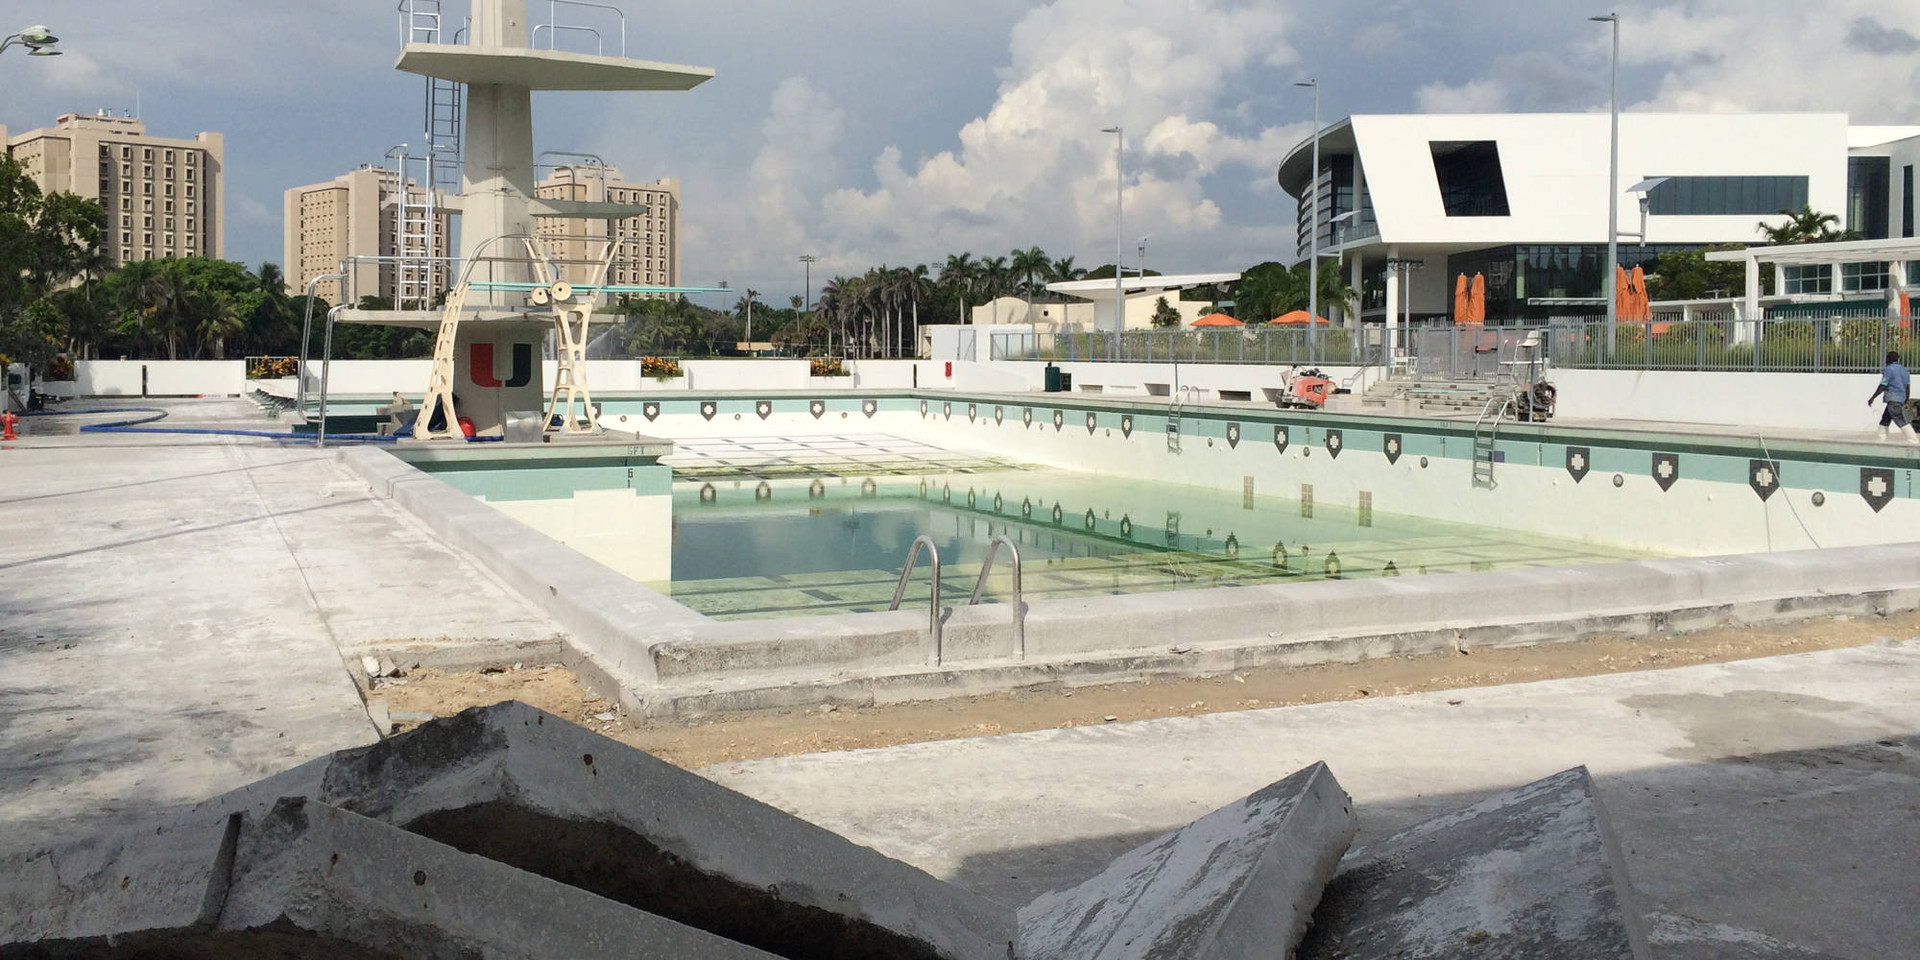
[{"left": 1277, "top": 113, "right": 1920, "bottom": 330}]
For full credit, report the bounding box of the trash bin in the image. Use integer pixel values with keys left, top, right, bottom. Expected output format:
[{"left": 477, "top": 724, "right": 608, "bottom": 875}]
[
  {"left": 1043, "top": 364, "right": 1062, "bottom": 392},
  {"left": 1059, "top": 371, "right": 1073, "bottom": 392}
]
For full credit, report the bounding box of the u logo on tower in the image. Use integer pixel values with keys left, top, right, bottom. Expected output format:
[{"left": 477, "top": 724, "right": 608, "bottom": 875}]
[{"left": 470, "top": 343, "right": 534, "bottom": 388}]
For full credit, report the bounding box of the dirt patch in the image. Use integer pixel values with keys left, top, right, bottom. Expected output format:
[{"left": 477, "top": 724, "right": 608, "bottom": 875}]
[{"left": 363, "top": 612, "right": 1918, "bottom": 769}]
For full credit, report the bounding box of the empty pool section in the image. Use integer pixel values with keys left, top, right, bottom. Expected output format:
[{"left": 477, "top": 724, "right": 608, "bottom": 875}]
[{"left": 347, "top": 390, "right": 1920, "bottom": 715}]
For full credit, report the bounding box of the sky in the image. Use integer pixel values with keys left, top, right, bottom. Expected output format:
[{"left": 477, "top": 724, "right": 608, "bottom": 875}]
[{"left": 5, "top": 0, "right": 1920, "bottom": 306}]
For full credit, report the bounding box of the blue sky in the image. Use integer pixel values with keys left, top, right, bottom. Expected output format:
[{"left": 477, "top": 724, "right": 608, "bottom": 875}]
[{"left": 5, "top": 0, "right": 1919, "bottom": 305}]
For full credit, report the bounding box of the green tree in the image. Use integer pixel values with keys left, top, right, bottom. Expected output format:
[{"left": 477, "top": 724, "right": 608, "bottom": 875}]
[
  {"left": 1759, "top": 205, "right": 1858, "bottom": 244},
  {"left": 1643, "top": 246, "right": 1751, "bottom": 301},
  {"left": 0, "top": 155, "right": 106, "bottom": 366},
  {"left": 1150, "top": 296, "right": 1182, "bottom": 328}
]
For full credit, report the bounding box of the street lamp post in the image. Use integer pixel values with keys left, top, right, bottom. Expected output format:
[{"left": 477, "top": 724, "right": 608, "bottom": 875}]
[
  {"left": 1102, "top": 126, "right": 1124, "bottom": 353},
  {"left": 799, "top": 253, "right": 817, "bottom": 355},
  {"left": 1295, "top": 79, "right": 1321, "bottom": 363},
  {"left": 1592, "top": 13, "right": 1620, "bottom": 353},
  {"left": 0, "top": 24, "right": 61, "bottom": 56}
]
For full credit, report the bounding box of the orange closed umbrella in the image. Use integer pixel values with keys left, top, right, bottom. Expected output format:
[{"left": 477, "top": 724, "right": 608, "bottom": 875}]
[
  {"left": 1271, "top": 310, "right": 1329, "bottom": 325},
  {"left": 1453, "top": 274, "right": 1470, "bottom": 323},
  {"left": 1469, "top": 273, "right": 1487, "bottom": 324},
  {"left": 1614, "top": 266, "right": 1630, "bottom": 321},
  {"left": 1191, "top": 313, "right": 1243, "bottom": 327}
]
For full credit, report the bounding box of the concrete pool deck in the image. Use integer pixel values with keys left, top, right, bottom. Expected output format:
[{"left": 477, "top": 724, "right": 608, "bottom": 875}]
[
  {"left": 704, "top": 639, "right": 1920, "bottom": 959},
  {"left": 0, "top": 400, "right": 564, "bottom": 852}
]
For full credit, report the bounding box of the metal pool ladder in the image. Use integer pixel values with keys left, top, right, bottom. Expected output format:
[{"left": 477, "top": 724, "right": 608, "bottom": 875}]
[
  {"left": 1471, "top": 393, "right": 1515, "bottom": 489},
  {"left": 969, "top": 535, "right": 1026, "bottom": 660},
  {"left": 1167, "top": 385, "right": 1196, "bottom": 453},
  {"left": 889, "top": 536, "right": 943, "bottom": 664}
]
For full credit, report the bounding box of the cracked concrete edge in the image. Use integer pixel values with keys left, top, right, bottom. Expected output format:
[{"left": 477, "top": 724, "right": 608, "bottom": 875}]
[
  {"left": 1018, "top": 761, "right": 1356, "bottom": 960},
  {"left": 182, "top": 701, "right": 1019, "bottom": 960},
  {"left": 3, "top": 797, "right": 786, "bottom": 958},
  {"left": 1298, "top": 766, "right": 1648, "bottom": 960}
]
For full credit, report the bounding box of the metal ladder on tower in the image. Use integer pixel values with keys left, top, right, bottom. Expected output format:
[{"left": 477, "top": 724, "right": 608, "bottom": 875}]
[
  {"left": 1471, "top": 392, "right": 1515, "bottom": 489},
  {"left": 384, "top": 147, "right": 436, "bottom": 308},
  {"left": 398, "top": 0, "right": 463, "bottom": 298}
]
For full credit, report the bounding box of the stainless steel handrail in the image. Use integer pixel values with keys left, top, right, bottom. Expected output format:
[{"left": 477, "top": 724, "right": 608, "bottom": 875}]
[
  {"left": 315, "top": 305, "right": 348, "bottom": 448},
  {"left": 968, "top": 535, "right": 1024, "bottom": 659},
  {"left": 888, "top": 535, "right": 943, "bottom": 664},
  {"left": 296, "top": 271, "right": 346, "bottom": 411}
]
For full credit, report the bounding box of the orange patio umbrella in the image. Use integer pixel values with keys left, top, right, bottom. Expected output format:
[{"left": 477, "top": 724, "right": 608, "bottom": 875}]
[
  {"left": 1453, "top": 274, "right": 1470, "bottom": 323},
  {"left": 1191, "top": 313, "right": 1243, "bottom": 327},
  {"left": 1270, "top": 310, "right": 1330, "bottom": 325},
  {"left": 1614, "top": 265, "right": 1630, "bottom": 320},
  {"left": 1467, "top": 273, "right": 1487, "bottom": 324}
]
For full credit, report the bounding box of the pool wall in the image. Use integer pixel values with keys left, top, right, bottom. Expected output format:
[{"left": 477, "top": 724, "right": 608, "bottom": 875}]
[
  {"left": 593, "top": 391, "right": 1918, "bottom": 556},
  {"left": 340, "top": 394, "right": 1920, "bottom": 717}
]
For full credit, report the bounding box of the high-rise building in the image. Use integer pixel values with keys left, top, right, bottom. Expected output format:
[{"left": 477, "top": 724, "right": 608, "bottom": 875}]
[
  {"left": 1, "top": 111, "right": 225, "bottom": 264},
  {"left": 534, "top": 166, "right": 679, "bottom": 294},
  {"left": 282, "top": 166, "right": 453, "bottom": 305}
]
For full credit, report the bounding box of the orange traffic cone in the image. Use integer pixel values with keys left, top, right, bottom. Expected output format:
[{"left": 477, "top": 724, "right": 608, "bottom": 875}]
[{"left": 2, "top": 411, "right": 17, "bottom": 441}]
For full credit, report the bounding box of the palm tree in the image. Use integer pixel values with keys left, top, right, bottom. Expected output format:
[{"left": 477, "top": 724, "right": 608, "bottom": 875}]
[
  {"left": 1758, "top": 205, "right": 1858, "bottom": 244},
  {"left": 734, "top": 288, "right": 760, "bottom": 345},
  {"left": 978, "top": 255, "right": 1011, "bottom": 322},
  {"left": 941, "top": 252, "right": 978, "bottom": 325},
  {"left": 900, "top": 264, "right": 933, "bottom": 357},
  {"left": 1050, "top": 256, "right": 1087, "bottom": 281},
  {"left": 1011, "top": 246, "right": 1050, "bottom": 317}
]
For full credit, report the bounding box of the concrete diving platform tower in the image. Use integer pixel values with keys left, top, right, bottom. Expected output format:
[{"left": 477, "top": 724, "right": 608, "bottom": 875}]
[{"left": 372, "top": 0, "right": 712, "bottom": 440}]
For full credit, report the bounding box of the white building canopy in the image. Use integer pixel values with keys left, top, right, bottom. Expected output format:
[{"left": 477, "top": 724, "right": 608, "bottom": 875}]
[
  {"left": 1705, "top": 238, "right": 1916, "bottom": 319},
  {"left": 1045, "top": 272, "right": 1240, "bottom": 299}
]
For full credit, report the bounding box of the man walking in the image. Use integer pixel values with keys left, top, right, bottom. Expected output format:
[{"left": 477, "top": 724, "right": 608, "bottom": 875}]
[{"left": 1869, "top": 350, "right": 1914, "bottom": 443}]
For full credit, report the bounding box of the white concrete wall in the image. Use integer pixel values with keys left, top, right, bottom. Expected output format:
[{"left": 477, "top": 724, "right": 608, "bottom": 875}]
[
  {"left": 301, "top": 360, "right": 434, "bottom": 397},
  {"left": 683, "top": 360, "right": 811, "bottom": 391},
  {"left": 1350, "top": 112, "right": 1851, "bottom": 246},
  {"left": 1552, "top": 369, "right": 1882, "bottom": 432},
  {"left": 74, "top": 360, "right": 246, "bottom": 397}
]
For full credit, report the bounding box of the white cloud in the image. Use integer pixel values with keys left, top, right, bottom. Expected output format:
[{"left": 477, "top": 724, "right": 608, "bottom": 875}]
[
  {"left": 1415, "top": 79, "right": 1510, "bottom": 114},
  {"left": 725, "top": 0, "right": 1307, "bottom": 276}
]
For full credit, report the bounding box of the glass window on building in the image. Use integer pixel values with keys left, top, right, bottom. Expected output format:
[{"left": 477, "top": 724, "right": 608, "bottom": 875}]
[
  {"left": 1841, "top": 262, "right": 1889, "bottom": 292},
  {"left": 1430, "top": 141, "right": 1512, "bottom": 217},
  {"left": 1643, "top": 176, "right": 1808, "bottom": 216},
  {"left": 1905, "top": 165, "right": 1914, "bottom": 239},
  {"left": 1849, "top": 157, "right": 1891, "bottom": 240},
  {"left": 1783, "top": 264, "right": 1833, "bottom": 295}
]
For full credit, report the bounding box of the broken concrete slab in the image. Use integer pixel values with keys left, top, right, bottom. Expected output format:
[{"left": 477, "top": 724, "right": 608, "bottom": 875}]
[
  {"left": 1295, "top": 766, "right": 1650, "bottom": 960},
  {"left": 1645, "top": 912, "right": 1848, "bottom": 960},
  {"left": 2, "top": 797, "right": 784, "bottom": 958},
  {"left": 189, "top": 701, "right": 1015, "bottom": 960},
  {"left": 1018, "top": 762, "right": 1355, "bottom": 960}
]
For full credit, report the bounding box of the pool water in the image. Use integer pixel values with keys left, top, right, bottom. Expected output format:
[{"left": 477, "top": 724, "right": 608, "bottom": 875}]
[{"left": 666, "top": 468, "right": 1648, "bottom": 620}]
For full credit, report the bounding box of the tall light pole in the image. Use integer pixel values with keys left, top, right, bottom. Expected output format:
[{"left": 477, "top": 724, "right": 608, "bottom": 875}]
[
  {"left": 1137, "top": 235, "right": 1150, "bottom": 279},
  {"left": 1592, "top": 13, "right": 1620, "bottom": 352},
  {"left": 1102, "top": 126, "right": 1124, "bottom": 347},
  {"left": 0, "top": 24, "right": 61, "bottom": 56},
  {"left": 1295, "top": 80, "right": 1321, "bottom": 363},
  {"left": 799, "top": 253, "right": 817, "bottom": 354}
]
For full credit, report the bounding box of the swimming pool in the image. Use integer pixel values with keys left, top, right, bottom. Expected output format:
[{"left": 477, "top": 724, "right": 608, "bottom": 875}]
[{"left": 665, "top": 468, "right": 1645, "bottom": 619}]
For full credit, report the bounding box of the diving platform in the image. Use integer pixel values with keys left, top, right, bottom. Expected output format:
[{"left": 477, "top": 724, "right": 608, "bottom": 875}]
[{"left": 397, "top": 43, "right": 713, "bottom": 90}]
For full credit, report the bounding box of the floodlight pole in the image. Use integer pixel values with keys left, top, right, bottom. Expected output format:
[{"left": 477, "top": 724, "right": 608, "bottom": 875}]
[
  {"left": 1103, "top": 126, "right": 1124, "bottom": 355},
  {"left": 0, "top": 24, "right": 61, "bottom": 57},
  {"left": 1593, "top": 13, "right": 1620, "bottom": 353},
  {"left": 799, "top": 253, "right": 817, "bottom": 355},
  {"left": 1296, "top": 79, "right": 1321, "bottom": 364}
]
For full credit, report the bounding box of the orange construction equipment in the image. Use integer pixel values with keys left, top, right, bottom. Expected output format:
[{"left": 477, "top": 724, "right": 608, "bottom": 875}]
[
  {"left": 1190, "top": 313, "right": 1243, "bottom": 327},
  {"left": 1453, "top": 273, "right": 1470, "bottom": 323}
]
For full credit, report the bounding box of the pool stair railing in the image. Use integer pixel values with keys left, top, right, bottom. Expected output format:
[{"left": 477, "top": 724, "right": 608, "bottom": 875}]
[
  {"left": 889, "top": 534, "right": 1028, "bottom": 665},
  {"left": 1471, "top": 392, "right": 1515, "bottom": 488}
]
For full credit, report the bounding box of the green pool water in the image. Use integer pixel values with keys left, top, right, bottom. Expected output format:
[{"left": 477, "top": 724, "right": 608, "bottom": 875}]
[{"left": 665, "top": 468, "right": 1647, "bottom": 620}]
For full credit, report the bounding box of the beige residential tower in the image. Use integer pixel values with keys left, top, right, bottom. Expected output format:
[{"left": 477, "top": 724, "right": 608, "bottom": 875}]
[
  {"left": 534, "top": 166, "right": 679, "bottom": 293},
  {"left": 2, "top": 111, "right": 224, "bottom": 264},
  {"left": 283, "top": 166, "right": 454, "bottom": 304}
]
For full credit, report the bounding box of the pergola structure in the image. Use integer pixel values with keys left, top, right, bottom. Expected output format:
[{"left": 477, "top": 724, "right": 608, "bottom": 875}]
[{"left": 1706, "top": 237, "right": 1920, "bottom": 320}]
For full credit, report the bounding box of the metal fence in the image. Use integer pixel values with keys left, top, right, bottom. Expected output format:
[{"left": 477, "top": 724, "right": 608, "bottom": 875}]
[
  {"left": 987, "top": 316, "right": 1919, "bottom": 375},
  {"left": 1543, "top": 317, "right": 1919, "bottom": 373},
  {"left": 987, "top": 326, "right": 1378, "bottom": 366}
]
